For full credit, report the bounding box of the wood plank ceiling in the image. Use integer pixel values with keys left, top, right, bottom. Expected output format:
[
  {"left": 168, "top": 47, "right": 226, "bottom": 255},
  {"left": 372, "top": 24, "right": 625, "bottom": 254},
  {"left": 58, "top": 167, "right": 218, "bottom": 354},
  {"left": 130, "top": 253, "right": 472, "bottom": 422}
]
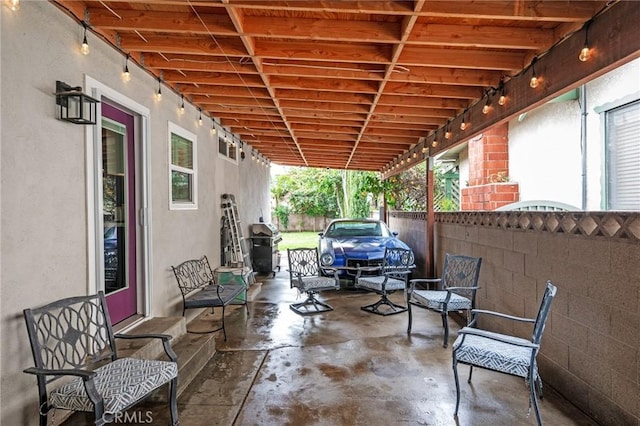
[{"left": 53, "top": 0, "right": 607, "bottom": 171}]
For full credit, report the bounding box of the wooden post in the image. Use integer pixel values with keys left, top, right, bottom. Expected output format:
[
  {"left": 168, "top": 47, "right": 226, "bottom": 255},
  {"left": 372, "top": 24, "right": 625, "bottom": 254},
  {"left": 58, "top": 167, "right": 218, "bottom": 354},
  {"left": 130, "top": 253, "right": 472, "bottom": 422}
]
[{"left": 426, "top": 157, "right": 435, "bottom": 277}]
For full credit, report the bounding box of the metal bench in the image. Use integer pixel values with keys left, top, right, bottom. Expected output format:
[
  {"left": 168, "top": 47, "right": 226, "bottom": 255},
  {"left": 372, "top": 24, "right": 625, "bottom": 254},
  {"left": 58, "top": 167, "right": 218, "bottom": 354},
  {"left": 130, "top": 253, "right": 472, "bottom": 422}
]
[
  {"left": 23, "top": 292, "right": 179, "bottom": 426},
  {"left": 172, "top": 255, "right": 248, "bottom": 340}
]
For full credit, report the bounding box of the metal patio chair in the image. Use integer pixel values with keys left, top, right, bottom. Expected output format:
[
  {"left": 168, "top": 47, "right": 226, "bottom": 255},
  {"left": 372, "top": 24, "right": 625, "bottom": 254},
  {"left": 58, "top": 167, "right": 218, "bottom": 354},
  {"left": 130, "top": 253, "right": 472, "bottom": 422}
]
[
  {"left": 406, "top": 253, "right": 482, "bottom": 347},
  {"left": 452, "top": 281, "right": 557, "bottom": 426},
  {"left": 22, "top": 292, "right": 178, "bottom": 426},
  {"left": 354, "top": 247, "right": 414, "bottom": 316},
  {"left": 288, "top": 248, "right": 340, "bottom": 315}
]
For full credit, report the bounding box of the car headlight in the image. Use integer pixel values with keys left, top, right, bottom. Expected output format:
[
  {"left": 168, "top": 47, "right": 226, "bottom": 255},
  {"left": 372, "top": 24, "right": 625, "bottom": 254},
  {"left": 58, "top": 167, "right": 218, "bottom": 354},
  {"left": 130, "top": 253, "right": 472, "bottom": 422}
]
[{"left": 320, "top": 252, "right": 335, "bottom": 266}]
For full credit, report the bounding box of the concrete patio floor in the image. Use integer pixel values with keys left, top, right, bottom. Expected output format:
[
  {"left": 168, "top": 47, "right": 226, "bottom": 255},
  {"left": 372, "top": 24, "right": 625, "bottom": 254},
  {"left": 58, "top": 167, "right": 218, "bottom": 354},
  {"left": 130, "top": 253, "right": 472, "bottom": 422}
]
[{"left": 65, "top": 266, "right": 598, "bottom": 425}]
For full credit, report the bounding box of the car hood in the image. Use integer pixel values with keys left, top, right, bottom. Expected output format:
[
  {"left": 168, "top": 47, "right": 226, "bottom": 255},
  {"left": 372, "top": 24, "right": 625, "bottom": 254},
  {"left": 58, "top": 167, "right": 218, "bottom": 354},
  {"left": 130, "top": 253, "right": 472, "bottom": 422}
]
[{"left": 329, "top": 237, "right": 406, "bottom": 260}]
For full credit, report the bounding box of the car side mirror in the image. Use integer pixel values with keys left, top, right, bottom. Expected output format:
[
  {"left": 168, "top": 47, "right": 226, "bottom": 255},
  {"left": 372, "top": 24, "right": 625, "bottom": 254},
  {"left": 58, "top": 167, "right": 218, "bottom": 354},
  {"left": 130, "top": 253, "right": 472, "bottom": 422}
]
[
  {"left": 392, "top": 231, "right": 398, "bottom": 237},
  {"left": 318, "top": 232, "right": 324, "bottom": 237}
]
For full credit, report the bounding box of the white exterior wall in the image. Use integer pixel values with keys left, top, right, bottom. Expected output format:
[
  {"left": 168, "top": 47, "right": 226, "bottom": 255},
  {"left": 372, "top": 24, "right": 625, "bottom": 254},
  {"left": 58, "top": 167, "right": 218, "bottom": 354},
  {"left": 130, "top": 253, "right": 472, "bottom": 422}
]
[
  {"left": 509, "top": 99, "right": 584, "bottom": 207},
  {"left": 0, "top": 3, "right": 271, "bottom": 424}
]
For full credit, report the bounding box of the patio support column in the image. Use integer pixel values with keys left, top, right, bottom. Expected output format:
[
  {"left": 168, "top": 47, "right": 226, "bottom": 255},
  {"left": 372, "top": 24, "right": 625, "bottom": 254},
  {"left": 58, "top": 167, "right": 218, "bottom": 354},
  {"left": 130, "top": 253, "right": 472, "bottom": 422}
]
[{"left": 426, "top": 158, "right": 435, "bottom": 277}]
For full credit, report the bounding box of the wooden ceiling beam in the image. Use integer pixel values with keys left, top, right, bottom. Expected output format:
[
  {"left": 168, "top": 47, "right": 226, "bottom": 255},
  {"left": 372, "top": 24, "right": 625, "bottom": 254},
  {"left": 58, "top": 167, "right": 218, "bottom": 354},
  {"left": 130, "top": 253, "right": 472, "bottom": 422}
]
[
  {"left": 180, "top": 86, "right": 271, "bottom": 98},
  {"left": 190, "top": 95, "right": 275, "bottom": 108},
  {"left": 120, "top": 34, "right": 248, "bottom": 56},
  {"left": 255, "top": 40, "right": 392, "bottom": 64},
  {"left": 389, "top": 66, "right": 503, "bottom": 87},
  {"left": 276, "top": 89, "right": 373, "bottom": 104},
  {"left": 262, "top": 61, "right": 385, "bottom": 81},
  {"left": 408, "top": 23, "right": 553, "bottom": 50},
  {"left": 268, "top": 76, "right": 379, "bottom": 94},
  {"left": 377, "top": 94, "right": 468, "bottom": 109},
  {"left": 143, "top": 54, "right": 258, "bottom": 74},
  {"left": 86, "top": 8, "right": 236, "bottom": 34},
  {"left": 278, "top": 100, "right": 370, "bottom": 114},
  {"left": 398, "top": 46, "right": 525, "bottom": 71},
  {"left": 374, "top": 105, "right": 455, "bottom": 119},
  {"left": 385, "top": 82, "right": 483, "bottom": 99},
  {"left": 242, "top": 15, "right": 400, "bottom": 43},
  {"left": 161, "top": 70, "right": 264, "bottom": 87}
]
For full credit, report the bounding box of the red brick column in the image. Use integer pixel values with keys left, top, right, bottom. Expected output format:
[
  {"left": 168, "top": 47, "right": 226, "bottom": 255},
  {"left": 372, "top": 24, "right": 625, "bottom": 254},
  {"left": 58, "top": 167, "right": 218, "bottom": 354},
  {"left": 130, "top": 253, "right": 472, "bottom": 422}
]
[{"left": 461, "top": 123, "right": 520, "bottom": 210}]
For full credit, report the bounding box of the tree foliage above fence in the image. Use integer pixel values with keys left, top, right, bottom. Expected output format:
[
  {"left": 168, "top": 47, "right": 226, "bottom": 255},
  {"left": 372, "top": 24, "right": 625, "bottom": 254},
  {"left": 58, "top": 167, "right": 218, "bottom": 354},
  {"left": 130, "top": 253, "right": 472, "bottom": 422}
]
[{"left": 272, "top": 161, "right": 459, "bottom": 230}]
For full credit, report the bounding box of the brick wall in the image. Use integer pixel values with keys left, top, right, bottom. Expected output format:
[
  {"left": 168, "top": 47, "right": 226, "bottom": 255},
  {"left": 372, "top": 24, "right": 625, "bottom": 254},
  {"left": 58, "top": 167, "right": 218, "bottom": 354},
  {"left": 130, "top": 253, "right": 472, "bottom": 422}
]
[{"left": 461, "top": 123, "right": 521, "bottom": 210}]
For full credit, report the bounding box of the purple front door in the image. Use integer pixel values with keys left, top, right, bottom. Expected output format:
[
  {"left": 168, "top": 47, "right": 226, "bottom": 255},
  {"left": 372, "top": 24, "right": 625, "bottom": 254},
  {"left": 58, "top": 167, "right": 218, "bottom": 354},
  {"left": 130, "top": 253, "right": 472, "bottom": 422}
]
[{"left": 102, "top": 103, "right": 137, "bottom": 324}]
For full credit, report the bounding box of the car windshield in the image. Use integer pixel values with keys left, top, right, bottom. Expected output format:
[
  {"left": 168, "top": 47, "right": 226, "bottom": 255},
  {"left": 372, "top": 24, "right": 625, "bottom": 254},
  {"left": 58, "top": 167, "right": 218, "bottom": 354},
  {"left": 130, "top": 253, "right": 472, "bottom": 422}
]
[{"left": 324, "top": 221, "right": 390, "bottom": 238}]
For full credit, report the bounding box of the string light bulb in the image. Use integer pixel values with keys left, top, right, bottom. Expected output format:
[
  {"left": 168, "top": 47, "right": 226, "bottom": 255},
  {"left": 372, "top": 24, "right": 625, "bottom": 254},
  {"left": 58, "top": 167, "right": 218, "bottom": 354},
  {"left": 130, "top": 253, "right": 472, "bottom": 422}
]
[
  {"left": 155, "top": 77, "right": 162, "bottom": 101},
  {"left": 529, "top": 58, "right": 539, "bottom": 88},
  {"left": 198, "top": 108, "right": 203, "bottom": 126},
  {"left": 122, "top": 55, "right": 131, "bottom": 82},
  {"left": 179, "top": 95, "right": 185, "bottom": 114},
  {"left": 498, "top": 83, "right": 506, "bottom": 106},
  {"left": 211, "top": 120, "right": 217, "bottom": 135},
  {"left": 460, "top": 111, "right": 469, "bottom": 130},
  {"left": 445, "top": 123, "right": 452, "bottom": 139},
  {"left": 80, "top": 23, "right": 90, "bottom": 55},
  {"left": 5, "top": 0, "right": 19, "bottom": 11},
  {"left": 579, "top": 21, "right": 591, "bottom": 62},
  {"left": 431, "top": 139, "right": 438, "bottom": 148},
  {"left": 482, "top": 97, "right": 491, "bottom": 114}
]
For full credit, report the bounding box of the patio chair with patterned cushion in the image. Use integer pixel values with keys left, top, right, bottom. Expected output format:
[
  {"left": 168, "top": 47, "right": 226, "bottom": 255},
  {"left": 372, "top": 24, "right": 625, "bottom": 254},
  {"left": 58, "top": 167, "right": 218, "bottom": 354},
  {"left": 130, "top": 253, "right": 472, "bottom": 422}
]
[
  {"left": 406, "top": 253, "right": 482, "bottom": 347},
  {"left": 354, "top": 247, "right": 415, "bottom": 316},
  {"left": 452, "top": 281, "right": 557, "bottom": 426},
  {"left": 288, "top": 248, "right": 341, "bottom": 315},
  {"left": 23, "top": 292, "right": 178, "bottom": 426}
]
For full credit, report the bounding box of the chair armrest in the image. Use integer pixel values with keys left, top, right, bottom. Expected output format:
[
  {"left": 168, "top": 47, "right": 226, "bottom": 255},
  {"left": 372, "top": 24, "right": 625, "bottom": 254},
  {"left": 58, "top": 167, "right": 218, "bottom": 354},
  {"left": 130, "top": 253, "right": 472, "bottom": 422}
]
[
  {"left": 444, "top": 286, "right": 480, "bottom": 294},
  {"left": 409, "top": 278, "right": 442, "bottom": 292},
  {"left": 458, "top": 327, "right": 540, "bottom": 349},
  {"left": 23, "top": 367, "right": 96, "bottom": 380},
  {"left": 471, "top": 309, "right": 536, "bottom": 323},
  {"left": 114, "top": 333, "right": 177, "bottom": 362},
  {"left": 115, "top": 333, "right": 172, "bottom": 341},
  {"left": 354, "top": 265, "right": 382, "bottom": 278},
  {"left": 321, "top": 267, "right": 340, "bottom": 280}
]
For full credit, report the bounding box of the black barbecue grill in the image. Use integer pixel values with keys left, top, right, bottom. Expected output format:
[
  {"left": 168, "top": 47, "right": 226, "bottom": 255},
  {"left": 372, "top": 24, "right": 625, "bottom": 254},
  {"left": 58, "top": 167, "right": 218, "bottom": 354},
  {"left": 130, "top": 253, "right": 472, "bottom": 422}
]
[{"left": 250, "top": 223, "right": 282, "bottom": 276}]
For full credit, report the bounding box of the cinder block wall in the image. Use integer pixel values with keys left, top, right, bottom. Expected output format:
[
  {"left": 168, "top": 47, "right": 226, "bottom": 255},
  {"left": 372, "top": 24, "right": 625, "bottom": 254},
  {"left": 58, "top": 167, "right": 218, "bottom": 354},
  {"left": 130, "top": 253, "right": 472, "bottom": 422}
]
[
  {"left": 389, "top": 212, "right": 427, "bottom": 278},
  {"left": 435, "top": 218, "right": 640, "bottom": 425}
]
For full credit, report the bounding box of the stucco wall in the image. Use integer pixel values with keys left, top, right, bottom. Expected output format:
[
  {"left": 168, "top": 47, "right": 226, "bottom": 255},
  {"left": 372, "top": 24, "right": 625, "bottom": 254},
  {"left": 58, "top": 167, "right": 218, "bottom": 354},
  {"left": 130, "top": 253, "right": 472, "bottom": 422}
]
[
  {"left": 435, "top": 216, "right": 640, "bottom": 425},
  {"left": 509, "top": 58, "right": 640, "bottom": 210},
  {"left": 0, "top": 3, "right": 271, "bottom": 424}
]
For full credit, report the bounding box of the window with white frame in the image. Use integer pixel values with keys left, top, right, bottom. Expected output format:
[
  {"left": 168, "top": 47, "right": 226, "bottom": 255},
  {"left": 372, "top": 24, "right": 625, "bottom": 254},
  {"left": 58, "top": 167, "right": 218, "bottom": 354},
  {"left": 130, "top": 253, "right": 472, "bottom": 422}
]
[
  {"left": 168, "top": 122, "right": 197, "bottom": 209},
  {"left": 217, "top": 132, "right": 238, "bottom": 163},
  {"left": 605, "top": 99, "right": 640, "bottom": 210}
]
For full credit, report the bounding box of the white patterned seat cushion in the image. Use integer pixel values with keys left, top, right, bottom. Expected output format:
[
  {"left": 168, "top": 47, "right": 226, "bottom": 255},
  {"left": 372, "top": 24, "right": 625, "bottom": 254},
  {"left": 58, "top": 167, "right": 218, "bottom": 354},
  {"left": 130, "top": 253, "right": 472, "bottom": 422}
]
[
  {"left": 295, "top": 276, "right": 339, "bottom": 291},
  {"left": 357, "top": 276, "right": 406, "bottom": 291},
  {"left": 49, "top": 357, "right": 178, "bottom": 414},
  {"left": 453, "top": 330, "right": 537, "bottom": 379},
  {"left": 411, "top": 290, "right": 471, "bottom": 311}
]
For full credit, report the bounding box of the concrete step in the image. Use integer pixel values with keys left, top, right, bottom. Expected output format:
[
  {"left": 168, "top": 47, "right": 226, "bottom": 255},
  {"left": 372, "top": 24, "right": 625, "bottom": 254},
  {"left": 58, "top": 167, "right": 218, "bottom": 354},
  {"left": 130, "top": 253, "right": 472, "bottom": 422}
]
[
  {"left": 116, "top": 316, "right": 186, "bottom": 360},
  {"left": 117, "top": 316, "right": 217, "bottom": 401}
]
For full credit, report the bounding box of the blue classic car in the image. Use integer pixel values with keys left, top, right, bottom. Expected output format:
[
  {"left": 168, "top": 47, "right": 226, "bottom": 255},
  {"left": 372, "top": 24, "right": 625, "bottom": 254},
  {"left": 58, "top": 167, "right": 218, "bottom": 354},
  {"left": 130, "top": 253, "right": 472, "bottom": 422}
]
[{"left": 318, "top": 219, "right": 413, "bottom": 277}]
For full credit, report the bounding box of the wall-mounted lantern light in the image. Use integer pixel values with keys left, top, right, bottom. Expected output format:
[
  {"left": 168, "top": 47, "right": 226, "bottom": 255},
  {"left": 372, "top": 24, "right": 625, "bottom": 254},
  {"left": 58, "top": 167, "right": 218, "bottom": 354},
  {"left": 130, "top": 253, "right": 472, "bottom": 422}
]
[{"left": 55, "top": 81, "right": 99, "bottom": 125}]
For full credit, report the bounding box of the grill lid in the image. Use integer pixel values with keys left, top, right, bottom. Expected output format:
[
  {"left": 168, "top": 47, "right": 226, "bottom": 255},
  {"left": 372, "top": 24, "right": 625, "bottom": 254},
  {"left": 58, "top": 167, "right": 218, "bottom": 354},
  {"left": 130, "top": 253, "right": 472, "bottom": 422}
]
[{"left": 251, "top": 223, "right": 280, "bottom": 237}]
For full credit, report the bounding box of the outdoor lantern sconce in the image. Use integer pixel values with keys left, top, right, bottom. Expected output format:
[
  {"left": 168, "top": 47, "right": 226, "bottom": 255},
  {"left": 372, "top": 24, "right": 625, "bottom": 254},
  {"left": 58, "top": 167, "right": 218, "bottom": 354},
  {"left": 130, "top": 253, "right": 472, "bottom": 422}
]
[{"left": 55, "top": 81, "right": 99, "bottom": 125}]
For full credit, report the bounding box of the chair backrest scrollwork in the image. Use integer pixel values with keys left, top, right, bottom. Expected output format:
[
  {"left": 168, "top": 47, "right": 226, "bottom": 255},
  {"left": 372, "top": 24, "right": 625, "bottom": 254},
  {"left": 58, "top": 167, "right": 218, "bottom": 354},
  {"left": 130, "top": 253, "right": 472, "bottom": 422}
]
[
  {"left": 441, "top": 254, "right": 482, "bottom": 303},
  {"left": 172, "top": 255, "right": 216, "bottom": 296},
  {"left": 287, "top": 248, "right": 322, "bottom": 279},
  {"left": 23, "top": 292, "right": 117, "bottom": 384}
]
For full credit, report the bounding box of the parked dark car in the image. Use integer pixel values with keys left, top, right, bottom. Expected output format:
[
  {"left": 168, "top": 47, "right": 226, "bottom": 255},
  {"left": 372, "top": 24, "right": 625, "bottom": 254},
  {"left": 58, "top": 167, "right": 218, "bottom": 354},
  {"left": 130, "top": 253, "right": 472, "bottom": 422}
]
[{"left": 318, "top": 219, "right": 413, "bottom": 277}]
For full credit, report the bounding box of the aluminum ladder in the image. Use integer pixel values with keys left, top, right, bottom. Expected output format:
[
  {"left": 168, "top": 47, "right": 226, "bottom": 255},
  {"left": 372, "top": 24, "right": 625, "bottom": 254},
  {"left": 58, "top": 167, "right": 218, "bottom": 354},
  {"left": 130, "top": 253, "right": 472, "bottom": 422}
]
[{"left": 220, "top": 193, "right": 255, "bottom": 284}]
